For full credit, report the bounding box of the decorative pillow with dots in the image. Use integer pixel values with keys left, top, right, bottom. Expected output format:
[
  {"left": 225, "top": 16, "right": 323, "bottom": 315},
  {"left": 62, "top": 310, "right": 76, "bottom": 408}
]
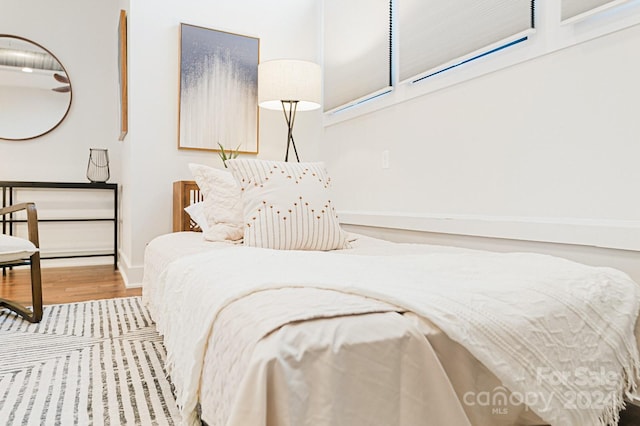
[{"left": 226, "top": 159, "right": 349, "bottom": 250}]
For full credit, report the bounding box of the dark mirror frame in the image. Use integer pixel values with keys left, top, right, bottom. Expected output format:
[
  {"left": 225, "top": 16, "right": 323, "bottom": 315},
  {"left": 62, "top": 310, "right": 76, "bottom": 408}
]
[{"left": 0, "top": 34, "right": 73, "bottom": 141}]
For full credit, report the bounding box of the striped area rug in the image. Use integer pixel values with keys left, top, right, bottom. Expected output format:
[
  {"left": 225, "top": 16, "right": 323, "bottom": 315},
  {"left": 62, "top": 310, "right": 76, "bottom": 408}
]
[{"left": 0, "top": 297, "right": 180, "bottom": 425}]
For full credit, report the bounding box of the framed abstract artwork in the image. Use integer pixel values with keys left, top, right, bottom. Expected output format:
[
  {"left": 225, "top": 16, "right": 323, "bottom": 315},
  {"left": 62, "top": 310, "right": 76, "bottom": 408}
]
[{"left": 178, "top": 23, "right": 260, "bottom": 153}]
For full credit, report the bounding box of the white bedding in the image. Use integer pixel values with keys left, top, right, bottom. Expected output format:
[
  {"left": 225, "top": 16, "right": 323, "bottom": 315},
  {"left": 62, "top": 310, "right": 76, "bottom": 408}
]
[{"left": 143, "top": 232, "right": 640, "bottom": 426}]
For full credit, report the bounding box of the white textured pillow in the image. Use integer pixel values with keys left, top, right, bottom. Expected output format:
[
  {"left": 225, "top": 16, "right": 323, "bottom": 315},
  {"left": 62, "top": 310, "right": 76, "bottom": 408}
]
[
  {"left": 183, "top": 201, "right": 209, "bottom": 232},
  {"left": 188, "top": 163, "right": 244, "bottom": 242},
  {"left": 0, "top": 235, "right": 38, "bottom": 263},
  {"left": 227, "top": 159, "right": 348, "bottom": 250}
]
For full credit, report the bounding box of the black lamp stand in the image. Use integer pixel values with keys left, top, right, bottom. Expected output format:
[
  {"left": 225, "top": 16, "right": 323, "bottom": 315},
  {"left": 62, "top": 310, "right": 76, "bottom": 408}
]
[{"left": 281, "top": 100, "right": 300, "bottom": 162}]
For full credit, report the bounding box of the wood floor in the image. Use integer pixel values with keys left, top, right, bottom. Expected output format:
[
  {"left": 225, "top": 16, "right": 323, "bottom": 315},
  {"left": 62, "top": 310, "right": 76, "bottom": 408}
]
[
  {"left": 2, "top": 265, "right": 640, "bottom": 425},
  {"left": 0, "top": 264, "right": 140, "bottom": 306}
]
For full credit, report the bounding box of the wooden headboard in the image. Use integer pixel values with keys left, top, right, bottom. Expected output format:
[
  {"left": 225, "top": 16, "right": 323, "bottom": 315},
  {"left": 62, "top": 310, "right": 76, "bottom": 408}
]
[{"left": 173, "top": 180, "right": 204, "bottom": 232}]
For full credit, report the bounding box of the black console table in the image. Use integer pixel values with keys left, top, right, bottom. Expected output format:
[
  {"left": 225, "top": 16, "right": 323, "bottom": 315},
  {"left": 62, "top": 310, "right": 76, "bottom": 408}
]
[{"left": 0, "top": 181, "right": 118, "bottom": 270}]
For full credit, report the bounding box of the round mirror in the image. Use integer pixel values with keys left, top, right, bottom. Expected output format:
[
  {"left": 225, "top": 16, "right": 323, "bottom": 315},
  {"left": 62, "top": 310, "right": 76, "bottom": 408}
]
[{"left": 0, "top": 35, "right": 72, "bottom": 141}]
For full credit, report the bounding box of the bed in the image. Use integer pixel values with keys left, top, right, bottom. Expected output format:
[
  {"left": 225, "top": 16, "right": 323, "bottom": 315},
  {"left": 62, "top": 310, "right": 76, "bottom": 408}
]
[{"left": 143, "top": 175, "right": 640, "bottom": 426}]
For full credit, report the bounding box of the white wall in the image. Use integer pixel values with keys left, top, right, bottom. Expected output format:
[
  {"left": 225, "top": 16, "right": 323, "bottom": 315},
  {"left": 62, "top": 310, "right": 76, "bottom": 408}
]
[
  {"left": 0, "top": 0, "right": 122, "bottom": 265},
  {"left": 321, "top": 19, "right": 640, "bottom": 257},
  {"left": 119, "top": 0, "right": 323, "bottom": 284},
  {"left": 0, "top": 0, "right": 122, "bottom": 182},
  {"left": 8, "top": 0, "right": 635, "bottom": 285},
  {"left": 0, "top": 0, "right": 322, "bottom": 282}
]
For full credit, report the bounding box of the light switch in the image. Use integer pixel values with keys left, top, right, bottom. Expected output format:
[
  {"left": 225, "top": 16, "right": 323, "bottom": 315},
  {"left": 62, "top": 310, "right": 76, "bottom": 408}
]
[{"left": 382, "top": 150, "right": 390, "bottom": 169}]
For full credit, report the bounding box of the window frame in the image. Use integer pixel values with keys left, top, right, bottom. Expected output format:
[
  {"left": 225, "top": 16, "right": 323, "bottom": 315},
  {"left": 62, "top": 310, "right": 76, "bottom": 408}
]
[{"left": 323, "top": 0, "right": 640, "bottom": 127}]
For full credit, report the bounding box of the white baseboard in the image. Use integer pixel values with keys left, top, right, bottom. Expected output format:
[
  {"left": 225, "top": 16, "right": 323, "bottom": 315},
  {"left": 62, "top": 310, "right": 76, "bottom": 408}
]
[
  {"left": 115, "top": 250, "right": 144, "bottom": 288},
  {"left": 338, "top": 211, "right": 640, "bottom": 252},
  {"left": 341, "top": 223, "right": 640, "bottom": 284}
]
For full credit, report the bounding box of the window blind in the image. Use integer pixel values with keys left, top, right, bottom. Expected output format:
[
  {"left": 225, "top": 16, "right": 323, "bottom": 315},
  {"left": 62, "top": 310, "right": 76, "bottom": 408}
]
[
  {"left": 399, "top": 0, "right": 535, "bottom": 83},
  {"left": 323, "top": 0, "right": 392, "bottom": 112},
  {"left": 561, "top": 0, "right": 629, "bottom": 22}
]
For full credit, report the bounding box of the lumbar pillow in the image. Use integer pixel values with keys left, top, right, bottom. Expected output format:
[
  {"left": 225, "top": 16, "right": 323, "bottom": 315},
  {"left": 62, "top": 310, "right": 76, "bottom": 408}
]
[
  {"left": 188, "top": 163, "right": 243, "bottom": 242},
  {"left": 226, "top": 159, "right": 348, "bottom": 250}
]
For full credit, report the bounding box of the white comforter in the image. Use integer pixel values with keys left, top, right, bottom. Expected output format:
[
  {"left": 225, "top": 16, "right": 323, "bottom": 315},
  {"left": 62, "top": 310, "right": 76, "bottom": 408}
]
[{"left": 148, "top": 239, "right": 640, "bottom": 426}]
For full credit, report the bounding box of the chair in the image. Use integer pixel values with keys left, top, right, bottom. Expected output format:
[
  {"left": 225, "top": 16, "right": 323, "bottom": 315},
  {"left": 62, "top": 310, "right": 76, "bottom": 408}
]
[{"left": 0, "top": 202, "right": 43, "bottom": 323}]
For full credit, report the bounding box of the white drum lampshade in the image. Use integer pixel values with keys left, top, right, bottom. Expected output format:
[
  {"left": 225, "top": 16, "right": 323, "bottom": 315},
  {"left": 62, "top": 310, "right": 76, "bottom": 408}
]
[{"left": 258, "top": 59, "right": 322, "bottom": 111}]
